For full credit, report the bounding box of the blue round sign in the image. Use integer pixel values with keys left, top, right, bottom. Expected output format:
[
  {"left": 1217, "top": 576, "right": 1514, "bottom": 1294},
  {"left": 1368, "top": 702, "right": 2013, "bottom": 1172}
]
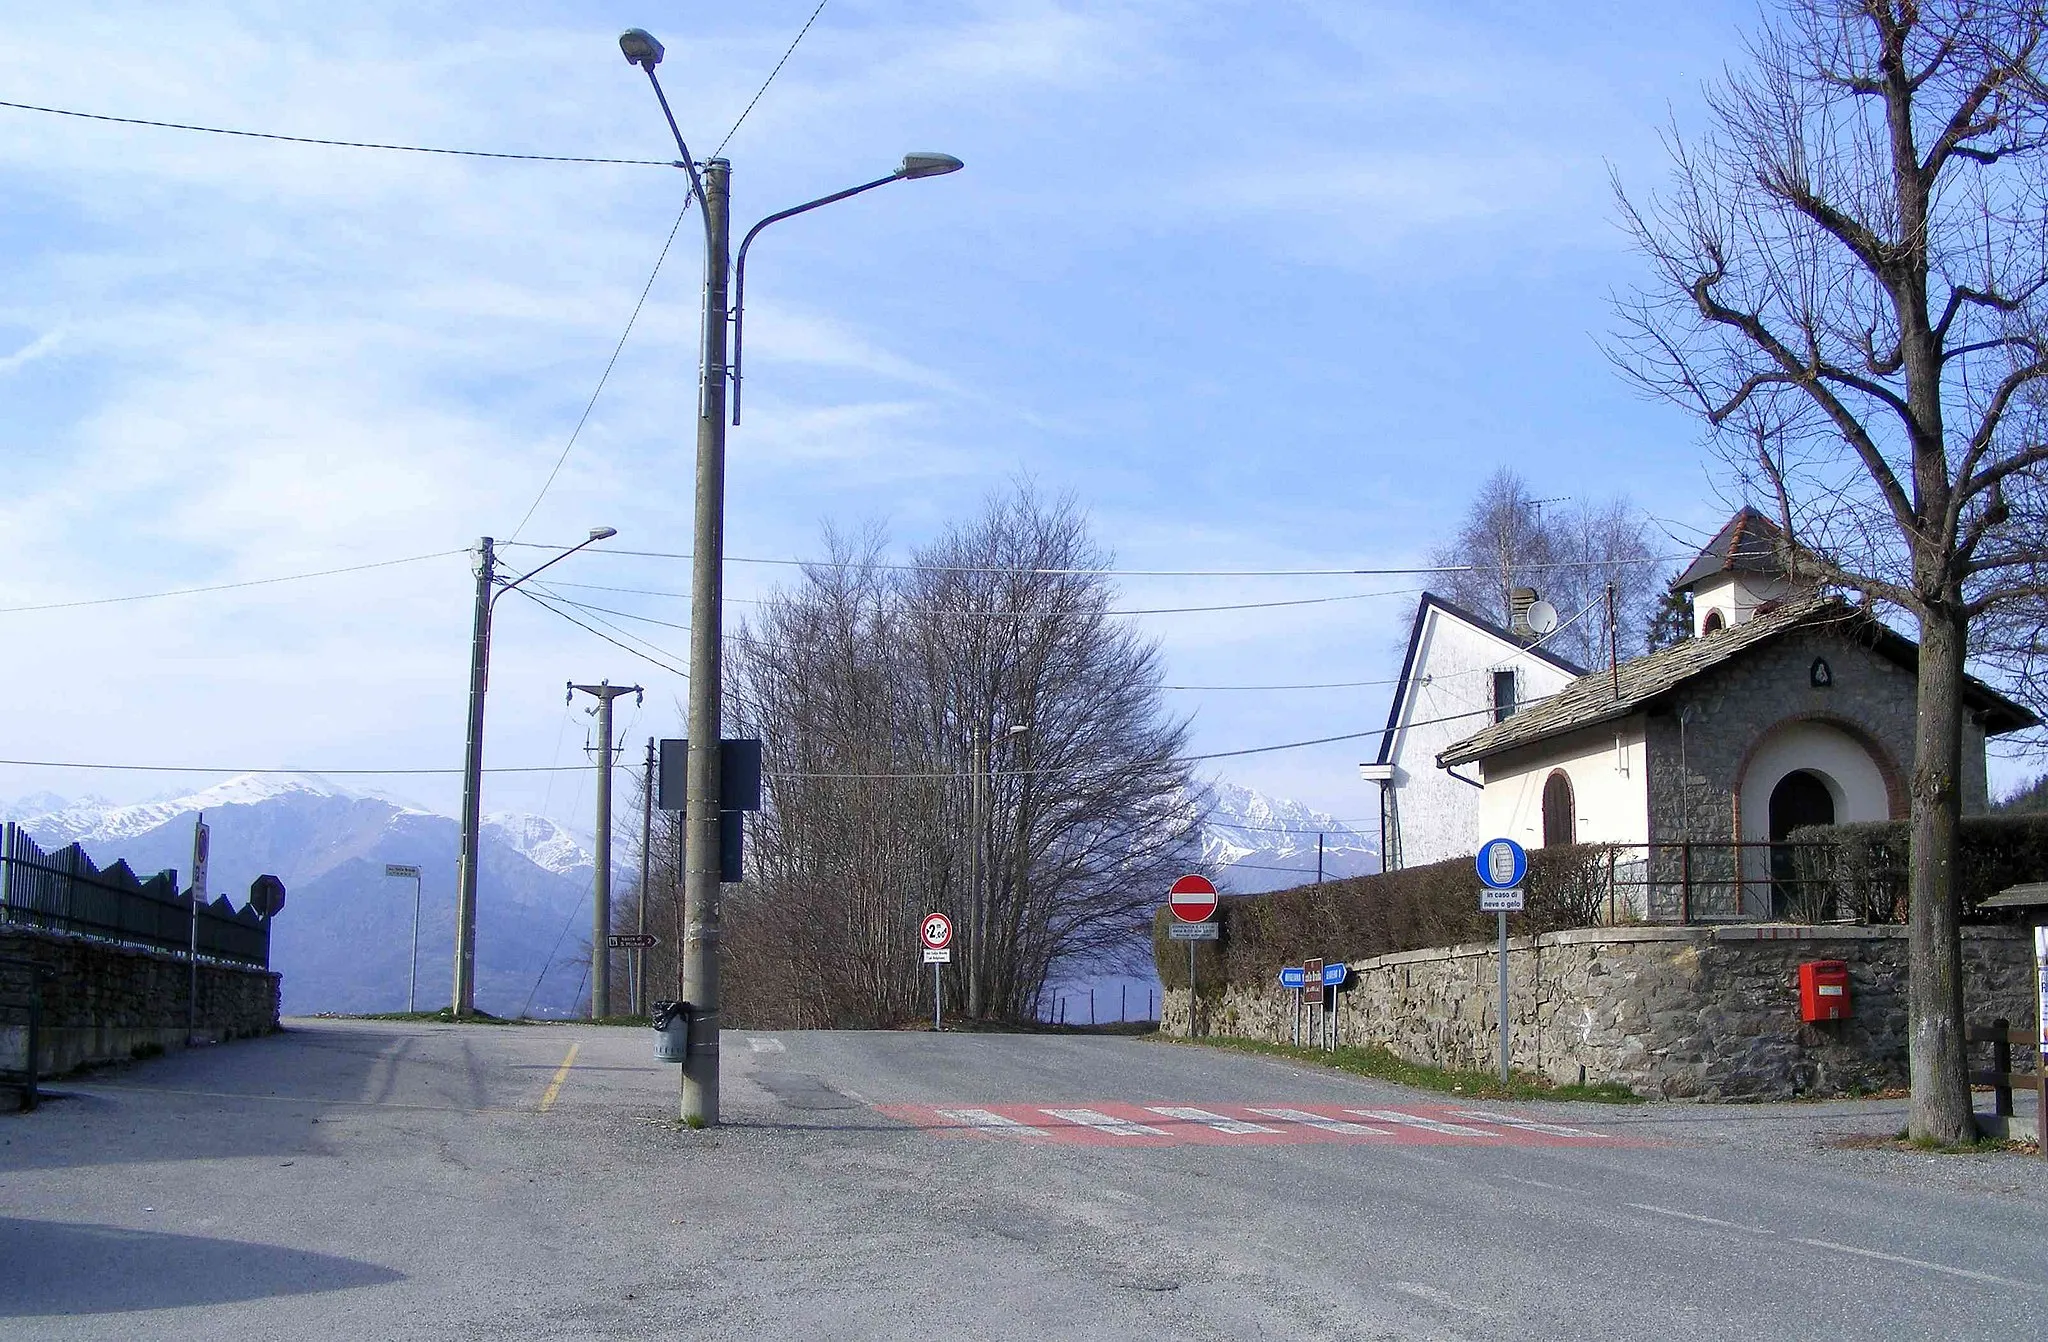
[{"left": 1476, "top": 838, "right": 1527, "bottom": 890}]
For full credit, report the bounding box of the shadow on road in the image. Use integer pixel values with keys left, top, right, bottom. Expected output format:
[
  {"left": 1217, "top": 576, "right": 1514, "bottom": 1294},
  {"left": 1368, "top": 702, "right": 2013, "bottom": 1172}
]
[{"left": 0, "top": 1216, "right": 403, "bottom": 1316}]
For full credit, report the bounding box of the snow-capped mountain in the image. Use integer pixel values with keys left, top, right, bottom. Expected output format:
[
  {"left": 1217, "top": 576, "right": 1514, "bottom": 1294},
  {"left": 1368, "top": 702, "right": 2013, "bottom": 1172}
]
[
  {"left": 483, "top": 812, "right": 594, "bottom": 878},
  {"left": 1201, "top": 781, "right": 1378, "bottom": 894},
  {"left": 2, "top": 775, "right": 599, "bottom": 1018}
]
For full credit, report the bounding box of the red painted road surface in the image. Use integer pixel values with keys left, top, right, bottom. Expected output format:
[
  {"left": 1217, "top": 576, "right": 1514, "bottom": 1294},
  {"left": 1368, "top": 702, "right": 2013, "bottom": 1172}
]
[{"left": 877, "top": 1101, "right": 1644, "bottom": 1149}]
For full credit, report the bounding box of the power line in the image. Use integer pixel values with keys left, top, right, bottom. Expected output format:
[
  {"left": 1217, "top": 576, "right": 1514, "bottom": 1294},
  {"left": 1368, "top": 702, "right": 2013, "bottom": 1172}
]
[
  {"left": 535, "top": 578, "right": 1423, "bottom": 618},
  {"left": 502, "top": 540, "right": 1691, "bottom": 579},
  {"left": 0, "top": 549, "right": 466, "bottom": 614},
  {"left": 714, "top": 0, "right": 832, "bottom": 156},
  {"left": 509, "top": 587, "right": 690, "bottom": 680},
  {"left": 0, "top": 98, "right": 679, "bottom": 165},
  {"left": 0, "top": 759, "right": 585, "bottom": 776},
  {"left": 508, "top": 199, "right": 693, "bottom": 542}
]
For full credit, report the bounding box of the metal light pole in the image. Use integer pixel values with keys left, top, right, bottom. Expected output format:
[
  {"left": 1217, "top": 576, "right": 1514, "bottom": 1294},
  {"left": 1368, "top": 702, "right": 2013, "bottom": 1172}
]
[
  {"left": 385, "top": 863, "right": 423, "bottom": 1013},
  {"left": 620, "top": 25, "right": 962, "bottom": 1124},
  {"left": 452, "top": 525, "right": 617, "bottom": 1018},
  {"left": 570, "top": 680, "right": 644, "bottom": 1020}
]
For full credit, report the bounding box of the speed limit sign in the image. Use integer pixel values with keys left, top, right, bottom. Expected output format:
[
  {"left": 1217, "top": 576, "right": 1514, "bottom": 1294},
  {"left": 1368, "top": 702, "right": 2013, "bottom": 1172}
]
[{"left": 921, "top": 912, "right": 954, "bottom": 950}]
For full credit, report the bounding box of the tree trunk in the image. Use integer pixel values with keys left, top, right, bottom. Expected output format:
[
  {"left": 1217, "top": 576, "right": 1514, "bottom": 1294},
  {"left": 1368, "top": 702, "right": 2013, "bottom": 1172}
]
[{"left": 1907, "top": 601, "right": 1972, "bottom": 1145}]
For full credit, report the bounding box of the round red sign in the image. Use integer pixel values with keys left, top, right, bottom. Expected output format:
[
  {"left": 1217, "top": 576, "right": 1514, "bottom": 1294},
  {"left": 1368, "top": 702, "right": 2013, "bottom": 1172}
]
[
  {"left": 1168, "top": 873, "right": 1218, "bottom": 923},
  {"left": 920, "top": 912, "right": 954, "bottom": 950}
]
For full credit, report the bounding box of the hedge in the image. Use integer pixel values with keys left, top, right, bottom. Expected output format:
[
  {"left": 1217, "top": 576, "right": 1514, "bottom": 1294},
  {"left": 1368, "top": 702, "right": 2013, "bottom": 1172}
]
[
  {"left": 1787, "top": 813, "right": 2048, "bottom": 923},
  {"left": 1152, "top": 842, "right": 1628, "bottom": 991},
  {"left": 1157, "top": 815, "right": 2048, "bottom": 993}
]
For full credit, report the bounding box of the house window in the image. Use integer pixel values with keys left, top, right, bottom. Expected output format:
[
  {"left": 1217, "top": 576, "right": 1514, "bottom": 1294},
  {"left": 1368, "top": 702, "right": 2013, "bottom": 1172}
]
[
  {"left": 1703, "top": 609, "right": 1726, "bottom": 634},
  {"left": 1492, "top": 670, "right": 1518, "bottom": 723},
  {"left": 1541, "top": 770, "right": 1576, "bottom": 847}
]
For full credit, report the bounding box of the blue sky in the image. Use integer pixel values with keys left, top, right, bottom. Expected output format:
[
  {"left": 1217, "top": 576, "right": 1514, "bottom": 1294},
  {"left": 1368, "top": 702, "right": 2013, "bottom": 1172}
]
[{"left": 8, "top": 1, "right": 2015, "bottom": 837}]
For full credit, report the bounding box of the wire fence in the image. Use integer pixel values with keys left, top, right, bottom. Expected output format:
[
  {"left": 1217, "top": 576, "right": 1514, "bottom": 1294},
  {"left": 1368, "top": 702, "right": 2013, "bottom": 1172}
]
[{"left": 0, "top": 823, "right": 270, "bottom": 967}]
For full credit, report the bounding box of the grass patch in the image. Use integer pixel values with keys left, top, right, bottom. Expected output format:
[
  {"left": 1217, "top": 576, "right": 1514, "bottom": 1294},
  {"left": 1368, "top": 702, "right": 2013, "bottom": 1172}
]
[
  {"left": 347, "top": 1008, "right": 535, "bottom": 1025},
  {"left": 1157, "top": 1034, "right": 1644, "bottom": 1104}
]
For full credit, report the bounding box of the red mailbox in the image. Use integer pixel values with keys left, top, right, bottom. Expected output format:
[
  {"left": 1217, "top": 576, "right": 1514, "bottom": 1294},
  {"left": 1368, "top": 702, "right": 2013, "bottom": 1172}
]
[{"left": 1798, "top": 960, "right": 1851, "bottom": 1022}]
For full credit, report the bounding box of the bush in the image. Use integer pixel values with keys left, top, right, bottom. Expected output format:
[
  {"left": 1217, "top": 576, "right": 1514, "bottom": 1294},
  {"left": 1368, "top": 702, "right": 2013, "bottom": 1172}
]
[
  {"left": 1154, "top": 842, "right": 1629, "bottom": 990},
  {"left": 1788, "top": 813, "right": 2048, "bottom": 922}
]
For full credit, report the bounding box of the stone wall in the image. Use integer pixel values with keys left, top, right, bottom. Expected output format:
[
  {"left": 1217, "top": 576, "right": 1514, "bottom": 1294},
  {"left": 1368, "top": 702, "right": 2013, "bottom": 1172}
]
[
  {"left": 0, "top": 927, "right": 280, "bottom": 1076},
  {"left": 1161, "top": 923, "right": 2037, "bottom": 1100}
]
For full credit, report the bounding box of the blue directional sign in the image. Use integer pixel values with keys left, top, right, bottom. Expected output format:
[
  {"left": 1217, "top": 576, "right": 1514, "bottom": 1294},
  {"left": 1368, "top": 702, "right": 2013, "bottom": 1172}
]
[
  {"left": 1279, "top": 967, "right": 1307, "bottom": 989},
  {"left": 1476, "top": 838, "right": 1528, "bottom": 891},
  {"left": 1321, "top": 962, "right": 1347, "bottom": 987}
]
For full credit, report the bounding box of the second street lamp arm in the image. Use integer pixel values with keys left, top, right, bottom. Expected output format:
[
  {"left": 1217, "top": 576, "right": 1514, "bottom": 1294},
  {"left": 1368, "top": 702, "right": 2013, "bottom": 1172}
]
[
  {"left": 729, "top": 173, "right": 898, "bottom": 426},
  {"left": 492, "top": 528, "right": 616, "bottom": 609}
]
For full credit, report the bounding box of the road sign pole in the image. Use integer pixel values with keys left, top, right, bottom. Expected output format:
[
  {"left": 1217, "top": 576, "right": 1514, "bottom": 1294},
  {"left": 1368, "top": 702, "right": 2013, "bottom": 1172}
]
[
  {"left": 934, "top": 961, "right": 943, "bottom": 1032},
  {"left": 407, "top": 871, "right": 421, "bottom": 1014},
  {"left": 1498, "top": 910, "right": 1510, "bottom": 1084}
]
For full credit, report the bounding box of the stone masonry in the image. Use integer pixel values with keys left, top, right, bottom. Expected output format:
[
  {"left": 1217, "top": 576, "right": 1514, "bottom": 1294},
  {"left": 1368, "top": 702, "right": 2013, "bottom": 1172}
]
[
  {"left": 1161, "top": 922, "right": 2036, "bottom": 1100},
  {"left": 1, "top": 926, "right": 280, "bottom": 1076}
]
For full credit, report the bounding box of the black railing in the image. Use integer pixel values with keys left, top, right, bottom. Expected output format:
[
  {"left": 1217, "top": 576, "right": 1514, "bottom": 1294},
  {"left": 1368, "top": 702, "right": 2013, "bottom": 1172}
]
[
  {"left": 0, "top": 823, "right": 270, "bottom": 967},
  {"left": 1538, "top": 840, "right": 1904, "bottom": 925}
]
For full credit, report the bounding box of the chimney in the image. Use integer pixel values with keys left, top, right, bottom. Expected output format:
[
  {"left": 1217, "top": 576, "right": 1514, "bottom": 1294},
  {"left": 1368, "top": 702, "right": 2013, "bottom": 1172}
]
[{"left": 1509, "top": 587, "right": 1539, "bottom": 637}]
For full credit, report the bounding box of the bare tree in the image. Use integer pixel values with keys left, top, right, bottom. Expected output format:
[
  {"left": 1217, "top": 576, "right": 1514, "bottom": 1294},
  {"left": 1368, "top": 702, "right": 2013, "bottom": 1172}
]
[
  {"left": 1428, "top": 467, "right": 1663, "bottom": 665},
  {"left": 1611, "top": 0, "right": 2048, "bottom": 1141},
  {"left": 719, "top": 487, "right": 1203, "bottom": 1027}
]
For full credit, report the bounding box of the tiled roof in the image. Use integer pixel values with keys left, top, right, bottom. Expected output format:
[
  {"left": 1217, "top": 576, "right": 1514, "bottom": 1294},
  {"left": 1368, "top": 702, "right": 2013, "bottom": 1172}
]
[
  {"left": 1672, "top": 506, "right": 1791, "bottom": 589},
  {"left": 1436, "top": 595, "right": 2036, "bottom": 766}
]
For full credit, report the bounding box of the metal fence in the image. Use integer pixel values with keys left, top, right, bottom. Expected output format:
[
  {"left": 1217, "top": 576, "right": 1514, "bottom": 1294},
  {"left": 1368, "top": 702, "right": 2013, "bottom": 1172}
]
[
  {"left": 1544, "top": 840, "right": 1905, "bottom": 926},
  {"left": 0, "top": 822, "right": 271, "bottom": 967}
]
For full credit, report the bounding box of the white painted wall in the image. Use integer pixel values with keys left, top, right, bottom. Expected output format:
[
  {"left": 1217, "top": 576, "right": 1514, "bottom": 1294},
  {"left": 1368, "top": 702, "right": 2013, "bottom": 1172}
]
[
  {"left": 1691, "top": 572, "right": 1796, "bottom": 636},
  {"left": 1736, "top": 721, "right": 1892, "bottom": 841},
  {"left": 1475, "top": 716, "right": 1651, "bottom": 851},
  {"left": 1378, "top": 602, "right": 1579, "bottom": 868}
]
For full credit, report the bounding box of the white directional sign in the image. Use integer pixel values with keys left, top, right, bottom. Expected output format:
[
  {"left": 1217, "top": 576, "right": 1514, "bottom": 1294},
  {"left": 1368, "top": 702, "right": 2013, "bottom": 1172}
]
[
  {"left": 1480, "top": 888, "right": 1525, "bottom": 913},
  {"left": 923, "top": 947, "right": 952, "bottom": 964},
  {"left": 921, "top": 912, "right": 954, "bottom": 951}
]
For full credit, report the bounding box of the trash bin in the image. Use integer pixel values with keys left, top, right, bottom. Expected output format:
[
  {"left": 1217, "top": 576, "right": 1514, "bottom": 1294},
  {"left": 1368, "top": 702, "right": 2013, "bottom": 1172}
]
[{"left": 652, "top": 1000, "right": 692, "bottom": 1063}]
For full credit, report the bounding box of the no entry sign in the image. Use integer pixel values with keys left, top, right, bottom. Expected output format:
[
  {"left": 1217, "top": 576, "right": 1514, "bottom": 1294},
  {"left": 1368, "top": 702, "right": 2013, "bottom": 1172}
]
[
  {"left": 921, "top": 912, "right": 954, "bottom": 950},
  {"left": 1168, "top": 874, "right": 1218, "bottom": 924}
]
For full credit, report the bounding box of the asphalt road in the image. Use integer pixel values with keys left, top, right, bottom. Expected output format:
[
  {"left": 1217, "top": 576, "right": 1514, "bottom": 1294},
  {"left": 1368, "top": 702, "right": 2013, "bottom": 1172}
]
[{"left": 3, "top": 1019, "right": 2045, "bottom": 1340}]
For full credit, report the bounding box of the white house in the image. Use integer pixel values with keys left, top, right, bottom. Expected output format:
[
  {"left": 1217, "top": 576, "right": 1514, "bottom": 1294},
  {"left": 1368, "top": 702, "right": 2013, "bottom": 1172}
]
[
  {"left": 1359, "top": 593, "right": 1585, "bottom": 871},
  {"left": 1433, "top": 509, "right": 2036, "bottom": 918}
]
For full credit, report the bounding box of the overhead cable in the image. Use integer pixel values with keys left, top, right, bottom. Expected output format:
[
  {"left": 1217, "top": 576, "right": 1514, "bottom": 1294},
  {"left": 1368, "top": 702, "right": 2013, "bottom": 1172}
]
[
  {"left": 508, "top": 199, "right": 694, "bottom": 541},
  {"left": 0, "top": 98, "right": 678, "bottom": 165},
  {"left": 0, "top": 549, "right": 466, "bottom": 614},
  {"left": 501, "top": 540, "right": 1690, "bottom": 579}
]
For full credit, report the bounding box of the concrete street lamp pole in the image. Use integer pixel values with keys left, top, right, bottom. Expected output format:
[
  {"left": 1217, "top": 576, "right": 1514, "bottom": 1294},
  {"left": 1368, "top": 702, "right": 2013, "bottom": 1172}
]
[
  {"left": 452, "top": 525, "right": 616, "bottom": 1018},
  {"left": 621, "top": 25, "right": 962, "bottom": 1123}
]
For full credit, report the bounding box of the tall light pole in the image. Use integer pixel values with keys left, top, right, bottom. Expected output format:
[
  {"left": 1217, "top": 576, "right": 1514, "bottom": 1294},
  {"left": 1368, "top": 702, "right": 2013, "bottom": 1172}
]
[
  {"left": 620, "top": 25, "right": 962, "bottom": 1126},
  {"left": 385, "top": 863, "right": 423, "bottom": 1013},
  {"left": 452, "top": 525, "right": 617, "bottom": 1018}
]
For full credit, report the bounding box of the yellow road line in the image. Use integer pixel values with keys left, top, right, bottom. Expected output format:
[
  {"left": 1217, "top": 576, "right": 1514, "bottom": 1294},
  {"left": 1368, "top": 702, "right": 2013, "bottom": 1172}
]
[{"left": 537, "top": 1042, "right": 580, "bottom": 1112}]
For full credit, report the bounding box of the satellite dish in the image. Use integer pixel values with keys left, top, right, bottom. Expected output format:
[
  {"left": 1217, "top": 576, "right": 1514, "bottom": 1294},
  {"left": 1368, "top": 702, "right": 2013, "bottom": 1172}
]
[{"left": 1525, "top": 600, "right": 1559, "bottom": 635}]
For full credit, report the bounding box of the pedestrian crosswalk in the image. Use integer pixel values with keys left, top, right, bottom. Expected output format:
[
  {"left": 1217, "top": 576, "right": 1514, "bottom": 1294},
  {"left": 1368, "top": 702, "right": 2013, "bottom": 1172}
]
[{"left": 881, "top": 1100, "right": 1634, "bottom": 1148}]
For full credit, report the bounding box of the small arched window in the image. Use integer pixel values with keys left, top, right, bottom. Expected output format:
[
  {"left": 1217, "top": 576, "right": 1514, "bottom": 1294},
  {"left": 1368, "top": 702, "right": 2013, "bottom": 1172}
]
[
  {"left": 1541, "top": 770, "right": 1576, "bottom": 847},
  {"left": 1702, "top": 609, "right": 1726, "bottom": 634}
]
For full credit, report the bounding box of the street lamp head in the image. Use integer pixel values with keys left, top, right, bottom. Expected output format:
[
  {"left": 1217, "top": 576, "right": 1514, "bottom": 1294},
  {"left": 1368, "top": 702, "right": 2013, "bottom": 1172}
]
[
  {"left": 897, "top": 152, "right": 964, "bottom": 180},
  {"left": 588, "top": 526, "right": 618, "bottom": 541},
  {"left": 1007, "top": 723, "right": 1030, "bottom": 736},
  {"left": 619, "top": 28, "right": 665, "bottom": 69}
]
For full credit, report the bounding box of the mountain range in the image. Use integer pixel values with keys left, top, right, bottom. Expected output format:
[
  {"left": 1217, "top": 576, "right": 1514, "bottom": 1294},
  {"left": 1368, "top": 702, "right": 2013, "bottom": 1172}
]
[{"left": 2, "top": 774, "right": 1375, "bottom": 1016}]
